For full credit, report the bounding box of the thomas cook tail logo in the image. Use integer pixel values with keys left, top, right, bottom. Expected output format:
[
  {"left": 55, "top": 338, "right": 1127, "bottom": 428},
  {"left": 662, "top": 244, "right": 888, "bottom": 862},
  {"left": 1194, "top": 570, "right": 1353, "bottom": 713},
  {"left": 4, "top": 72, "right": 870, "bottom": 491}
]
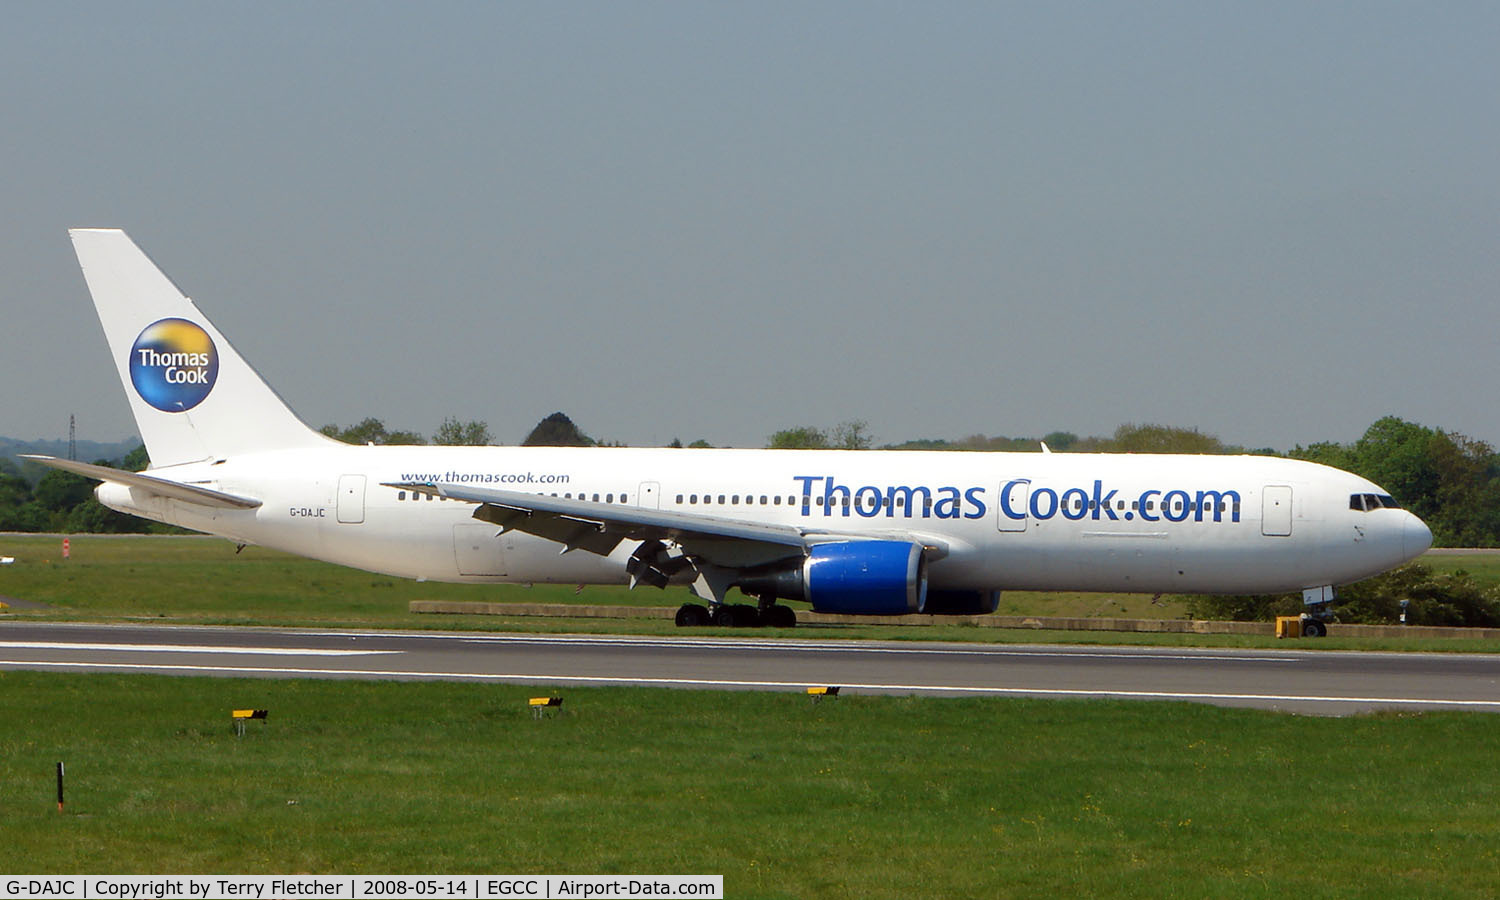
[{"left": 129, "top": 318, "right": 219, "bottom": 412}]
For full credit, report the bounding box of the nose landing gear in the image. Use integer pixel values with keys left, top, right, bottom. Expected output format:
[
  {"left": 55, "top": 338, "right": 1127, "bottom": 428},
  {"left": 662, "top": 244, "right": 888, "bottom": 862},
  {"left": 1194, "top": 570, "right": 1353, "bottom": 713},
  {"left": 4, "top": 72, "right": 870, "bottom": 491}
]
[{"left": 1301, "top": 585, "right": 1335, "bottom": 637}]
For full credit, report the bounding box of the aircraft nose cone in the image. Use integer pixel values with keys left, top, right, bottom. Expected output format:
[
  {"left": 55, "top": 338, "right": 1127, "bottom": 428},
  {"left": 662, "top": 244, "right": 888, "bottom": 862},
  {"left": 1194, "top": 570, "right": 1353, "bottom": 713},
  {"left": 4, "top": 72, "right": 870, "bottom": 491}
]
[{"left": 1404, "top": 514, "right": 1433, "bottom": 559}]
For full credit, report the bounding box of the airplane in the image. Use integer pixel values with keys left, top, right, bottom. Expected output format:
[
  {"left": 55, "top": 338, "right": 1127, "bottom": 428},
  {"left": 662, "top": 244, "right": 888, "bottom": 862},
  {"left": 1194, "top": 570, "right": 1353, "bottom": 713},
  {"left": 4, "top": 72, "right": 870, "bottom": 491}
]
[{"left": 26, "top": 229, "right": 1433, "bottom": 635}]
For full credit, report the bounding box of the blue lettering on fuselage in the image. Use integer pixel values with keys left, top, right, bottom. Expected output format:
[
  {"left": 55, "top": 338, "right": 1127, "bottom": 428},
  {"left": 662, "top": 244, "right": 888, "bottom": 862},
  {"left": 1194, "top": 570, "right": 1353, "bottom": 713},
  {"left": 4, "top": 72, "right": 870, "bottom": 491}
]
[
  {"left": 789, "top": 476, "right": 1240, "bottom": 525},
  {"left": 999, "top": 479, "right": 1241, "bottom": 524},
  {"left": 792, "top": 475, "right": 987, "bottom": 520}
]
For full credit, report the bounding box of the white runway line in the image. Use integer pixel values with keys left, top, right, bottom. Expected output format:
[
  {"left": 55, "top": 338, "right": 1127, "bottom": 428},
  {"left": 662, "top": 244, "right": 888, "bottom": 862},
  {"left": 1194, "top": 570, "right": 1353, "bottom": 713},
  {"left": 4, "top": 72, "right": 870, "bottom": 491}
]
[
  {"left": 0, "top": 641, "right": 399, "bottom": 656},
  {"left": 280, "top": 629, "right": 1294, "bottom": 663},
  {"left": 453, "top": 634, "right": 1298, "bottom": 663}
]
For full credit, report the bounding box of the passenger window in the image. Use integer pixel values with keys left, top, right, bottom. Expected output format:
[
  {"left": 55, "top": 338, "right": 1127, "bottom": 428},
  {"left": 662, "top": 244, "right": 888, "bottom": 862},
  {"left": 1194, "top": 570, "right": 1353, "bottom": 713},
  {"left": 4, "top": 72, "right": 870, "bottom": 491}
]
[
  {"left": 732, "top": 495, "right": 740, "bottom": 504},
  {"left": 773, "top": 496, "right": 781, "bottom": 505},
  {"left": 675, "top": 494, "right": 683, "bottom": 504},
  {"left": 398, "top": 491, "right": 406, "bottom": 501},
  {"left": 606, "top": 493, "right": 614, "bottom": 503},
  {"left": 718, "top": 495, "right": 726, "bottom": 504},
  {"left": 760, "top": 495, "right": 768, "bottom": 504}
]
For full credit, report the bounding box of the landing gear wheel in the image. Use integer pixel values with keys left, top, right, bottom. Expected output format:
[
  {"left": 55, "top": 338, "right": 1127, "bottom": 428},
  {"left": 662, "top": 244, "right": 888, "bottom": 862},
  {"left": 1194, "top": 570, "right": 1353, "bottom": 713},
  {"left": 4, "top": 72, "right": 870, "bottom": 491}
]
[
  {"left": 714, "top": 604, "right": 761, "bottom": 627},
  {"left": 1302, "top": 619, "right": 1328, "bottom": 638},
  {"left": 675, "top": 603, "right": 710, "bottom": 627},
  {"left": 765, "top": 605, "right": 797, "bottom": 628}
]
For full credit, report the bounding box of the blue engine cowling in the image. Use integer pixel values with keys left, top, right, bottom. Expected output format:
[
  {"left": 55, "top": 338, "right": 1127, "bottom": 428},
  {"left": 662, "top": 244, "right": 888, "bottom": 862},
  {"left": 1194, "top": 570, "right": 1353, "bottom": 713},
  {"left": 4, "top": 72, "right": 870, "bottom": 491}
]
[{"left": 802, "top": 541, "right": 927, "bottom": 615}]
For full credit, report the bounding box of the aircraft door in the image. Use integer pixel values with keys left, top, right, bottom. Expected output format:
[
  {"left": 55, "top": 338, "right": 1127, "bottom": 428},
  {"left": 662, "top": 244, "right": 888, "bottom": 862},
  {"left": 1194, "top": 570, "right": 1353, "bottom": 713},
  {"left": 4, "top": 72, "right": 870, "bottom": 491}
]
[
  {"left": 1262, "top": 485, "right": 1292, "bottom": 536},
  {"left": 336, "top": 474, "right": 366, "bottom": 524},
  {"left": 997, "top": 480, "right": 1029, "bottom": 532},
  {"left": 638, "top": 481, "right": 661, "bottom": 509}
]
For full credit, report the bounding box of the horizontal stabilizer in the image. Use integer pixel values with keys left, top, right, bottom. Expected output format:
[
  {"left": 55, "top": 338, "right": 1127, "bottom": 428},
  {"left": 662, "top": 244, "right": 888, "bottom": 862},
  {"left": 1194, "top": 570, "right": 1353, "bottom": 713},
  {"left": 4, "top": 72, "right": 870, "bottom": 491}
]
[{"left": 20, "top": 455, "right": 262, "bottom": 510}]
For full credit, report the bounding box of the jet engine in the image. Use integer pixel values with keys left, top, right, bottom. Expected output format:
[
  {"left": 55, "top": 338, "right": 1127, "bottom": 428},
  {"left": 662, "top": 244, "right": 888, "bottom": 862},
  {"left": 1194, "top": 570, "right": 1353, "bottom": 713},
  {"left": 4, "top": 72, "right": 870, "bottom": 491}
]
[{"left": 736, "top": 540, "right": 927, "bottom": 615}]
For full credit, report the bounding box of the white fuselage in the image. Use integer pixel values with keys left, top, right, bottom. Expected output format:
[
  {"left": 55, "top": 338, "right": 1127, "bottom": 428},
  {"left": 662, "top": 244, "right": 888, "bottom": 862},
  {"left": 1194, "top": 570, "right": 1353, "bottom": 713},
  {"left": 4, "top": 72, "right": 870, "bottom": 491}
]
[{"left": 98, "top": 445, "right": 1431, "bottom": 597}]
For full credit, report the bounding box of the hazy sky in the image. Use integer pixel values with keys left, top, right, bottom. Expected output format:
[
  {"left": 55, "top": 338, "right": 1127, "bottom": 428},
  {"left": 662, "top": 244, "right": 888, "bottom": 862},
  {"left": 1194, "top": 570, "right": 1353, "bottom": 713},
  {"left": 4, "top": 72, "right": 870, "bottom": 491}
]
[{"left": 3, "top": 3, "right": 1496, "bottom": 451}]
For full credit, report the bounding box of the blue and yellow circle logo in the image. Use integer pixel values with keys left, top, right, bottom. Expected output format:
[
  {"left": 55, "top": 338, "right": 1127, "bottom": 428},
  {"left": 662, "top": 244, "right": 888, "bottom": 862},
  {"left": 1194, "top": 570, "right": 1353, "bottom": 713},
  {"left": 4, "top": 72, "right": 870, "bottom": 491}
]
[{"left": 128, "top": 318, "right": 219, "bottom": 412}]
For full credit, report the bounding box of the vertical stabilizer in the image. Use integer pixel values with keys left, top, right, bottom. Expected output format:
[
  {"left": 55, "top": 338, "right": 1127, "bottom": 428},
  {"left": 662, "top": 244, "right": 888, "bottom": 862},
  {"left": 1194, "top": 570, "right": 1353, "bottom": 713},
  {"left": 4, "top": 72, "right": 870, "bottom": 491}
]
[{"left": 70, "top": 228, "right": 333, "bottom": 467}]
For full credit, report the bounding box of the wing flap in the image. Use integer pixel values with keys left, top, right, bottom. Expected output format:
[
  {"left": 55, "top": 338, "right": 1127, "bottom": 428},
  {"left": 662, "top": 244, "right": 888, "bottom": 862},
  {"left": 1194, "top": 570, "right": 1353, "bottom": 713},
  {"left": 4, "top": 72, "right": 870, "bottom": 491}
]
[{"left": 471, "top": 503, "right": 620, "bottom": 555}]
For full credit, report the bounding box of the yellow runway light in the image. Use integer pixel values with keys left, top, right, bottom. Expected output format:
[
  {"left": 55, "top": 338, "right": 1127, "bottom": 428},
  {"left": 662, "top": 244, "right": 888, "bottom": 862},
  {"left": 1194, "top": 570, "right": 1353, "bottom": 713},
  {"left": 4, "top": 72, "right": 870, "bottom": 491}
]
[
  {"left": 529, "top": 697, "right": 563, "bottom": 718},
  {"left": 232, "top": 708, "right": 268, "bottom": 737}
]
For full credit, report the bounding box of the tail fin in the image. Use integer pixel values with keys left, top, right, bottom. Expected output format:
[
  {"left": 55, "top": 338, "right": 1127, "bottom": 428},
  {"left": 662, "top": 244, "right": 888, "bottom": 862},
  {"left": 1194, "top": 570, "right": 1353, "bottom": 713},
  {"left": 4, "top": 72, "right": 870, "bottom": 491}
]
[{"left": 71, "top": 228, "right": 333, "bottom": 467}]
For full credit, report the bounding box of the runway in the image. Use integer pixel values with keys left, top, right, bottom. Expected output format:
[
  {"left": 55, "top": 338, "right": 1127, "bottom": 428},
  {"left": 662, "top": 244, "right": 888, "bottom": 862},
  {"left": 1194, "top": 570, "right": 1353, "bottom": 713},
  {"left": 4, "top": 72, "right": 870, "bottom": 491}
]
[{"left": 2, "top": 621, "right": 1499, "bottom": 715}]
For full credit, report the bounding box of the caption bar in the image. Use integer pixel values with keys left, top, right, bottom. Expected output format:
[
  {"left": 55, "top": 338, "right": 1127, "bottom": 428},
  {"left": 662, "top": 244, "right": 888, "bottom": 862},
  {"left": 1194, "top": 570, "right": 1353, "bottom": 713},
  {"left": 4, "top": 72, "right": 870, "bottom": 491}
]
[{"left": 1, "top": 877, "right": 723, "bottom": 900}]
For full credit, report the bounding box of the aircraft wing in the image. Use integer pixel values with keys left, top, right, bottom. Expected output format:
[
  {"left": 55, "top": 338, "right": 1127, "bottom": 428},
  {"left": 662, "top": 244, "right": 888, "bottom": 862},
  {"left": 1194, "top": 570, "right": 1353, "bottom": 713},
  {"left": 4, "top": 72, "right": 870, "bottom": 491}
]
[
  {"left": 392, "top": 481, "right": 813, "bottom": 568},
  {"left": 21, "top": 455, "right": 262, "bottom": 510}
]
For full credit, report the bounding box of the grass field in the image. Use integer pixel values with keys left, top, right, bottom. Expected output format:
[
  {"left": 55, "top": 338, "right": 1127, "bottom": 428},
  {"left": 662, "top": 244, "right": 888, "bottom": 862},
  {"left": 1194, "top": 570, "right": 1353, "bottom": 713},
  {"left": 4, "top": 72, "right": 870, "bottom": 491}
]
[
  {"left": 3, "top": 671, "right": 1498, "bottom": 898},
  {"left": 5, "top": 538, "right": 1500, "bottom": 896},
  {"left": 4, "top": 535, "right": 1500, "bottom": 652}
]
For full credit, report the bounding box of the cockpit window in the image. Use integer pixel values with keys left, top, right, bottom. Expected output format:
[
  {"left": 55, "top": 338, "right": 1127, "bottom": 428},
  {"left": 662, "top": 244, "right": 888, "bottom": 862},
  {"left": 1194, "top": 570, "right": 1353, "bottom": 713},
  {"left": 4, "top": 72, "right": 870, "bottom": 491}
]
[{"left": 1350, "top": 493, "right": 1403, "bottom": 511}]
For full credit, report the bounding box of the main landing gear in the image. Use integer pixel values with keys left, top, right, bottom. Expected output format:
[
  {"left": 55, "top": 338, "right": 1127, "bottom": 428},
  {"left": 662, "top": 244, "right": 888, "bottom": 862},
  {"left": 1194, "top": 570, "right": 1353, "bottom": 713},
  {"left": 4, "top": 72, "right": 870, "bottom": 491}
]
[{"left": 674, "top": 600, "right": 797, "bottom": 628}]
